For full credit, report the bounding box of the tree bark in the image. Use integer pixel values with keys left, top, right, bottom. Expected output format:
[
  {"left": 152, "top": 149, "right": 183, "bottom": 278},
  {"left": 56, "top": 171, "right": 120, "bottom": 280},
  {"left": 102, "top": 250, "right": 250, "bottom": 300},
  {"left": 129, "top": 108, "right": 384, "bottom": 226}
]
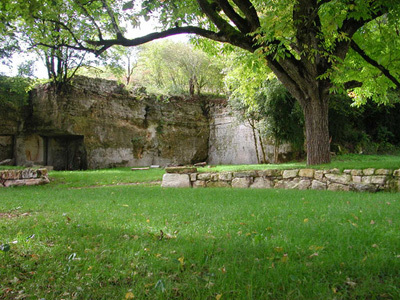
[
  {"left": 257, "top": 129, "right": 267, "bottom": 164},
  {"left": 249, "top": 119, "right": 260, "bottom": 164},
  {"left": 300, "top": 93, "right": 330, "bottom": 165}
]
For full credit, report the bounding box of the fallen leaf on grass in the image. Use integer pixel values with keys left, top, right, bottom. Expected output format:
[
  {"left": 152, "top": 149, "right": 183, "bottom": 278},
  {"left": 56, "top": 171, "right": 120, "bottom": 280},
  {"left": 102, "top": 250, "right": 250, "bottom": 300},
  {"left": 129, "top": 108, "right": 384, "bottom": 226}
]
[
  {"left": 125, "top": 291, "right": 135, "bottom": 299},
  {"left": 303, "top": 218, "right": 309, "bottom": 223},
  {"left": 345, "top": 278, "right": 356, "bottom": 287},
  {"left": 370, "top": 220, "right": 375, "bottom": 225},
  {"left": 281, "top": 254, "right": 289, "bottom": 263},
  {"left": 309, "top": 245, "right": 324, "bottom": 251},
  {"left": 216, "top": 294, "right": 222, "bottom": 300}
]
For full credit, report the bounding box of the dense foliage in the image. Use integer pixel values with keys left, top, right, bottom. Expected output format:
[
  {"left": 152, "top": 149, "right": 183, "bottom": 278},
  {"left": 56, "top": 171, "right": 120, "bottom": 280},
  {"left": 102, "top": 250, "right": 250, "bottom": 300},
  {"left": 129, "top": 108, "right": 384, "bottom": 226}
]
[{"left": 0, "top": 76, "right": 32, "bottom": 108}]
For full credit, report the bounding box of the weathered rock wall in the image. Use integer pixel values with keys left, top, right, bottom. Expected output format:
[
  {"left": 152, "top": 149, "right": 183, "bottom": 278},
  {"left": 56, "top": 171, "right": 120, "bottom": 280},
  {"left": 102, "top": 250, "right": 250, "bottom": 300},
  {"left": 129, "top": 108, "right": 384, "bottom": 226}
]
[
  {"left": 0, "top": 101, "right": 24, "bottom": 162},
  {"left": 22, "top": 76, "right": 209, "bottom": 169},
  {"left": 1, "top": 76, "right": 299, "bottom": 169},
  {"left": 162, "top": 167, "right": 400, "bottom": 192},
  {"left": 208, "top": 102, "right": 295, "bottom": 165}
]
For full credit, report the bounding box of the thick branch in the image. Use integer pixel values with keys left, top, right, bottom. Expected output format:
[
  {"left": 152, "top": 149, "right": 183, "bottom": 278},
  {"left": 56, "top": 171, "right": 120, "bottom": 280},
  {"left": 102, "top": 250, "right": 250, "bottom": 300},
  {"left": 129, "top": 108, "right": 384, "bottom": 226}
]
[
  {"left": 196, "top": 0, "right": 240, "bottom": 34},
  {"left": 350, "top": 39, "right": 400, "bottom": 89},
  {"left": 232, "top": 0, "right": 260, "bottom": 30},
  {"left": 333, "top": 3, "right": 384, "bottom": 60},
  {"left": 215, "top": 0, "right": 251, "bottom": 33},
  {"left": 87, "top": 26, "right": 253, "bottom": 55},
  {"left": 343, "top": 80, "right": 363, "bottom": 89}
]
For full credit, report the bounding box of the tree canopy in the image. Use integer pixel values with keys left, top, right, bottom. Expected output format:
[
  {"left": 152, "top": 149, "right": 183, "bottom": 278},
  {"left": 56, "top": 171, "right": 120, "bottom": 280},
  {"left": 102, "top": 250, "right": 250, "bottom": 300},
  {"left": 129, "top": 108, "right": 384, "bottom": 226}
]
[{"left": 2, "top": 0, "right": 400, "bottom": 164}]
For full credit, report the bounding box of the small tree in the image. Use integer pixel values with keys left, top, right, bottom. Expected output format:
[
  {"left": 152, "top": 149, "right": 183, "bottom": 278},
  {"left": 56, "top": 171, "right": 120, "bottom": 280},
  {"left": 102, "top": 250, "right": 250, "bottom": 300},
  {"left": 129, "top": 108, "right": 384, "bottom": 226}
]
[{"left": 136, "top": 40, "right": 224, "bottom": 95}]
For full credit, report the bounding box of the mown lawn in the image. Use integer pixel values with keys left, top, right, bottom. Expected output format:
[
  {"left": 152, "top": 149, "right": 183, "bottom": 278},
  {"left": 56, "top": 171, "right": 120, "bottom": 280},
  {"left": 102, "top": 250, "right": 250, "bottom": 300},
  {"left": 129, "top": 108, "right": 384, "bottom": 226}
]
[
  {"left": 1, "top": 166, "right": 400, "bottom": 299},
  {"left": 198, "top": 153, "right": 400, "bottom": 172}
]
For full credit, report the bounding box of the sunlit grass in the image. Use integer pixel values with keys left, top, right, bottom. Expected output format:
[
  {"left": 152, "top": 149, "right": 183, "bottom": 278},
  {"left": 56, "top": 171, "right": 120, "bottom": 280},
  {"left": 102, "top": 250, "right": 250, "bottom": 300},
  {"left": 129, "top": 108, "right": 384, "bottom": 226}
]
[
  {"left": 200, "top": 154, "right": 400, "bottom": 172},
  {"left": 49, "top": 167, "right": 164, "bottom": 188},
  {"left": 1, "top": 183, "right": 400, "bottom": 299}
]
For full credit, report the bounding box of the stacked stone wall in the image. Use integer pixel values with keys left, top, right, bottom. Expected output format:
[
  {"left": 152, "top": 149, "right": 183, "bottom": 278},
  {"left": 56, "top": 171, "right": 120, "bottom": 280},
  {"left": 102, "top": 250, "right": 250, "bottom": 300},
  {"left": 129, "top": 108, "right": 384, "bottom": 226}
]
[
  {"left": 162, "top": 168, "right": 400, "bottom": 192},
  {"left": 0, "top": 168, "right": 50, "bottom": 187}
]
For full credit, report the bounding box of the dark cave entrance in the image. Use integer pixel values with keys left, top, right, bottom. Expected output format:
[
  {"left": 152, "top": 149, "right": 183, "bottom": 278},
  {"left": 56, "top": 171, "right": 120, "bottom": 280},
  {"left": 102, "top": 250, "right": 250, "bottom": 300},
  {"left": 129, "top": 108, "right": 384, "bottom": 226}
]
[{"left": 44, "top": 135, "right": 87, "bottom": 170}]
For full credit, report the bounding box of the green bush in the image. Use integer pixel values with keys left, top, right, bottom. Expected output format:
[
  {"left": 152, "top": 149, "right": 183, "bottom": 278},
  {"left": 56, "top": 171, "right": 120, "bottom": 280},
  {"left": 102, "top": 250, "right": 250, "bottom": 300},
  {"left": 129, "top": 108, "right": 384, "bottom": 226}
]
[{"left": 0, "top": 75, "right": 32, "bottom": 108}]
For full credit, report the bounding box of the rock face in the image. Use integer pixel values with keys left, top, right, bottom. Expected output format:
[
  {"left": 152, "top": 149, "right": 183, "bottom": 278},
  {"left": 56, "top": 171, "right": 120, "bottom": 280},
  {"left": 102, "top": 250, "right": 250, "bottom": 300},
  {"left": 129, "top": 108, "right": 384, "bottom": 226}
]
[
  {"left": 207, "top": 102, "right": 297, "bottom": 164},
  {"left": 14, "top": 77, "right": 210, "bottom": 169},
  {"left": 1, "top": 76, "right": 299, "bottom": 170}
]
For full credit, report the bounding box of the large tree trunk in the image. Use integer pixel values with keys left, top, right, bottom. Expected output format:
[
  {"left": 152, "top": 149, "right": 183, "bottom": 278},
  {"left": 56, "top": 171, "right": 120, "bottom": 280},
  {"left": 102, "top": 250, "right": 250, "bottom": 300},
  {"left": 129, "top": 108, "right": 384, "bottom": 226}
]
[{"left": 300, "top": 94, "right": 330, "bottom": 165}]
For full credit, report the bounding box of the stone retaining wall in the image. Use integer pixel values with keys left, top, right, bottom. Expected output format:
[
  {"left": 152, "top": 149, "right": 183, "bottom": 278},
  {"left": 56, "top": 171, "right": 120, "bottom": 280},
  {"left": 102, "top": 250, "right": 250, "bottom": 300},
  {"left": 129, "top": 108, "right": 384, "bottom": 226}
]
[
  {"left": 0, "top": 168, "right": 50, "bottom": 187},
  {"left": 162, "top": 168, "right": 400, "bottom": 192}
]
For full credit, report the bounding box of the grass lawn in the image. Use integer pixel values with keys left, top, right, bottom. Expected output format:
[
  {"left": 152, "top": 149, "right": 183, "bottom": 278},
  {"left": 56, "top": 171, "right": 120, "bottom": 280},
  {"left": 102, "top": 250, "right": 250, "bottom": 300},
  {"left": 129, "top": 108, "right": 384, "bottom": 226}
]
[
  {"left": 1, "top": 155, "right": 400, "bottom": 299},
  {"left": 198, "top": 154, "right": 400, "bottom": 172}
]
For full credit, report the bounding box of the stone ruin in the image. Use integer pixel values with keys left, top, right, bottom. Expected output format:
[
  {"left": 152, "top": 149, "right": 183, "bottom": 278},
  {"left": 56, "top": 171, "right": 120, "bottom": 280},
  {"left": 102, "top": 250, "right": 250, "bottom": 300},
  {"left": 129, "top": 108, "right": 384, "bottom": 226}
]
[
  {"left": 0, "top": 168, "right": 49, "bottom": 188},
  {"left": 0, "top": 76, "right": 296, "bottom": 170}
]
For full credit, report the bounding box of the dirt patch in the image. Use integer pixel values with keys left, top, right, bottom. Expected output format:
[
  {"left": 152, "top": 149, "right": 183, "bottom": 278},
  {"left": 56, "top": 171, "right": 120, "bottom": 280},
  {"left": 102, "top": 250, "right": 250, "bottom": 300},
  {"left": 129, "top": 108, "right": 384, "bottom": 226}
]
[
  {"left": 68, "top": 181, "right": 162, "bottom": 190},
  {"left": 0, "top": 212, "right": 30, "bottom": 219}
]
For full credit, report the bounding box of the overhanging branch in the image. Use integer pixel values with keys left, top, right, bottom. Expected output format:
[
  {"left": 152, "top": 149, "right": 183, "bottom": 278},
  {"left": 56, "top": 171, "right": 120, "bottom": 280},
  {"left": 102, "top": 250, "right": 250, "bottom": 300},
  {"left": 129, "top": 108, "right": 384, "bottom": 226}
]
[
  {"left": 350, "top": 39, "right": 400, "bottom": 89},
  {"left": 87, "top": 26, "right": 252, "bottom": 55}
]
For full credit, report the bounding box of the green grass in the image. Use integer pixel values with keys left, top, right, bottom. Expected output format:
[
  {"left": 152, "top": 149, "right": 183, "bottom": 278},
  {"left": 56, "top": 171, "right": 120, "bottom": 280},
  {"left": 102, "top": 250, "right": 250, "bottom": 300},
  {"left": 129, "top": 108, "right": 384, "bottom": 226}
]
[
  {"left": 1, "top": 167, "right": 400, "bottom": 299},
  {"left": 200, "top": 154, "right": 400, "bottom": 172},
  {"left": 48, "top": 168, "right": 164, "bottom": 188},
  {"left": 0, "top": 166, "right": 24, "bottom": 170}
]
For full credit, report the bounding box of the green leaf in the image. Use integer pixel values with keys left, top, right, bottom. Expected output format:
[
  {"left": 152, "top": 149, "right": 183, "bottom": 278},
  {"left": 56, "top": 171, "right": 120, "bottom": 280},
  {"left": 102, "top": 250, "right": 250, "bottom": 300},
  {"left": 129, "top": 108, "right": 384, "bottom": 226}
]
[{"left": 122, "top": 1, "right": 134, "bottom": 11}]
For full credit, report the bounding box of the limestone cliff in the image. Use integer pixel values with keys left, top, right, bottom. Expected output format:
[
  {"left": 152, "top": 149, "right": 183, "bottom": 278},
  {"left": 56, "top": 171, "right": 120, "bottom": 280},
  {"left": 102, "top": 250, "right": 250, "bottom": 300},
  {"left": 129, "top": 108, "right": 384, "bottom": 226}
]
[{"left": 20, "top": 76, "right": 209, "bottom": 169}]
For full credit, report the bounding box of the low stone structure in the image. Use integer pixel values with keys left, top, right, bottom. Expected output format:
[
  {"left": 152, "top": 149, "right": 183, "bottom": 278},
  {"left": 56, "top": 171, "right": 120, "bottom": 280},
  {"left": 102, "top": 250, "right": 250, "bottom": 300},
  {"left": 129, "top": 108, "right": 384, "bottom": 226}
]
[
  {"left": 162, "top": 168, "right": 400, "bottom": 192},
  {"left": 0, "top": 168, "right": 50, "bottom": 187}
]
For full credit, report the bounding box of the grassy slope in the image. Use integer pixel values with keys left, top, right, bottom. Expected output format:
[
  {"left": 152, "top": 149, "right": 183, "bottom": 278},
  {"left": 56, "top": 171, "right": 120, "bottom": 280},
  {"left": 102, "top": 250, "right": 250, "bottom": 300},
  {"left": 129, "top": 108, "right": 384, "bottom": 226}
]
[{"left": 1, "top": 183, "right": 400, "bottom": 299}]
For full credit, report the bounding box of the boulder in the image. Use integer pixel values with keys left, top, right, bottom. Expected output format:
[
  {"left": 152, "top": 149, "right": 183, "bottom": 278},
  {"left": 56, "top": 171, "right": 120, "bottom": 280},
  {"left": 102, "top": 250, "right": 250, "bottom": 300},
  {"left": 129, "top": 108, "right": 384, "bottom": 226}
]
[
  {"left": 161, "top": 174, "right": 191, "bottom": 188},
  {"left": 250, "top": 177, "right": 273, "bottom": 189},
  {"left": 294, "top": 179, "right": 312, "bottom": 190},
  {"left": 351, "top": 183, "right": 378, "bottom": 193},
  {"left": 325, "top": 174, "right": 351, "bottom": 184},
  {"left": 282, "top": 169, "right": 299, "bottom": 179},
  {"left": 328, "top": 183, "right": 350, "bottom": 191},
  {"left": 299, "top": 169, "right": 314, "bottom": 178},
  {"left": 363, "top": 168, "right": 375, "bottom": 176},
  {"left": 219, "top": 172, "right": 233, "bottom": 181},
  {"left": 311, "top": 180, "right": 327, "bottom": 190},
  {"left": 232, "top": 178, "right": 251, "bottom": 188},
  {"left": 192, "top": 180, "right": 206, "bottom": 188}
]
